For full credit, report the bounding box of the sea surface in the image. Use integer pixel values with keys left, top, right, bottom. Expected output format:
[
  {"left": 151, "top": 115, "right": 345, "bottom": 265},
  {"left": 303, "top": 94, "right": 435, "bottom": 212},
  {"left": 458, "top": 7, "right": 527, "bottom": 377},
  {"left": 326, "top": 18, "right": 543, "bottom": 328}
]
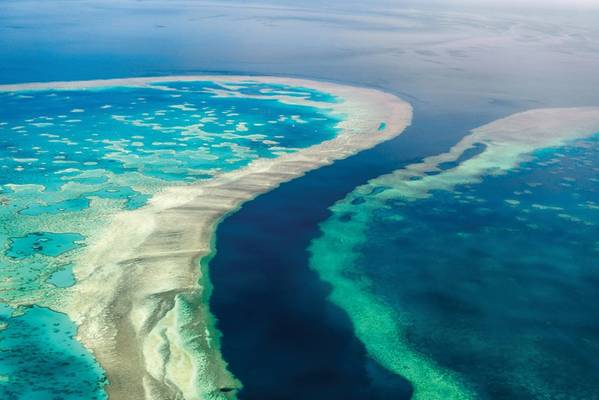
[
  {"left": 0, "top": 79, "right": 343, "bottom": 398},
  {"left": 2, "top": 0, "right": 599, "bottom": 399},
  {"left": 208, "top": 106, "right": 486, "bottom": 399},
  {"left": 309, "top": 133, "right": 599, "bottom": 399}
]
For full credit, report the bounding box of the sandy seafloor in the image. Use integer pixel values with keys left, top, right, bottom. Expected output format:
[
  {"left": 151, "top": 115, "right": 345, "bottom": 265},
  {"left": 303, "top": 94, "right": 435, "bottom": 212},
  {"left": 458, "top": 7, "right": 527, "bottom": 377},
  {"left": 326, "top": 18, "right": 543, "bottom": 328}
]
[
  {"left": 2, "top": 1, "right": 599, "bottom": 399},
  {"left": 0, "top": 75, "right": 412, "bottom": 399}
]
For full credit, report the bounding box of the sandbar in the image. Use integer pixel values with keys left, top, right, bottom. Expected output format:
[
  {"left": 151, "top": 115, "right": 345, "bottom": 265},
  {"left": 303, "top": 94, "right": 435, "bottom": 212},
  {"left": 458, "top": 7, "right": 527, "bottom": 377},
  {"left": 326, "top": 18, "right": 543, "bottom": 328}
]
[{"left": 0, "top": 75, "right": 413, "bottom": 399}]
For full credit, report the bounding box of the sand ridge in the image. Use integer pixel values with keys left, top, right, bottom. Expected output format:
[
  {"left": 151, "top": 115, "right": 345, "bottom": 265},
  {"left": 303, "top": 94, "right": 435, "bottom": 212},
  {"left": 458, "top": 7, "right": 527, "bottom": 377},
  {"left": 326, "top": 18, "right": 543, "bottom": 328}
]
[{"left": 0, "top": 76, "right": 412, "bottom": 400}]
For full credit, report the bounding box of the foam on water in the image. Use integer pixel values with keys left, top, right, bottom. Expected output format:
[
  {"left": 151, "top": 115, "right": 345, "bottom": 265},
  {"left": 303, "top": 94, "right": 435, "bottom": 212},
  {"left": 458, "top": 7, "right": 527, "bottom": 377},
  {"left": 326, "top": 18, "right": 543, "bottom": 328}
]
[{"left": 7, "top": 232, "right": 85, "bottom": 259}]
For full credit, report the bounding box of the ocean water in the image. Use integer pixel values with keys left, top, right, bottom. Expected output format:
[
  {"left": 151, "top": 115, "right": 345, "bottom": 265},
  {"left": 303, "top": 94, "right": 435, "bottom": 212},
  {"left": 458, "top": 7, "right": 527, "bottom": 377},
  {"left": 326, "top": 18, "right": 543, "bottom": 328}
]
[
  {"left": 309, "top": 134, "right": 599, "bottom": 399},
  {"left": 0, "top": 79, "right": 343, "bottom": 398},
  {"left": 209, "top": 107, "right": 507, "bottom": 399},
  {"left": 0, "top": 306, "right": 107, "bottom": 400},
  {"left": 2, "top": 1, "right": 599, "bottom": 399}
]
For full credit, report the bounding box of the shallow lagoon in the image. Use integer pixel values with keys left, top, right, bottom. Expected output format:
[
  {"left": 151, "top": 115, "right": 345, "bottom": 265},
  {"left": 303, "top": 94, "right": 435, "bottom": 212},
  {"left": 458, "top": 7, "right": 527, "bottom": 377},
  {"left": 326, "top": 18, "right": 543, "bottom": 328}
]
[
  {"left": 0, "top": 306, "right": 107, "bottom": 400},
  {"left": 2, "top": 0, "right": 599, "bottom": 399},
  {"left": 0, "top": 79, "right": 344, "bottom": 398}
]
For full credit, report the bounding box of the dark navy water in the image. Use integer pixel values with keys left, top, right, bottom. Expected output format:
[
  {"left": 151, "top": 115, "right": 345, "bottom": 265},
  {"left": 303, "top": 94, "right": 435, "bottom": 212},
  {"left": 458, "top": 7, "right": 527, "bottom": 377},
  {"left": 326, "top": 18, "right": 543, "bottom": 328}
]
[
  {"left": 0, "top": 79, "right": 344, "bottom": 398},
  {"left": 0, "top": 82, "right": 340, "bottom": 188},
  {"left": 208, "top": 105, "right": 509, "bottom": 399},
  {"left": 345, "top": 136, "right": 599, "bottom": 399},
  {"left": 2, "top": 0, "right": 599, "bottom": 398}
]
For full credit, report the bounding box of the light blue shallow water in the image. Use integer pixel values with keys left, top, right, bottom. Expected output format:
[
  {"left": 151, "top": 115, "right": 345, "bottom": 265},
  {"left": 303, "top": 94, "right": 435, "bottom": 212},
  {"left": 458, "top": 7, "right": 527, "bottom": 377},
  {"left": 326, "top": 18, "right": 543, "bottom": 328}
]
[
  {"left": 2, "top": 2, "right": 599, "bottom": 398},
  {"left": 6, "top": 232, "right": 85, "bottom": 259},
  {"left": 0, "top": 306, "right": 108, "bottom": 400},
  {"left": 0, "top": 79, "right": 343, "bottom": 398},
  {"left": 0, "top": 81, "right": 340, "bottom": 189}
]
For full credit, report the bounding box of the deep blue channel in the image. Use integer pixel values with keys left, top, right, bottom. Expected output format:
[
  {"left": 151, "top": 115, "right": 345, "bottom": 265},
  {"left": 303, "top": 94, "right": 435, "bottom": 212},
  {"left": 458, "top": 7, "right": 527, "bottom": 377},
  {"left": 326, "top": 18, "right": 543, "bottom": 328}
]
[{"left": 208, "top": 102, "right": 514, "bottom": 399}]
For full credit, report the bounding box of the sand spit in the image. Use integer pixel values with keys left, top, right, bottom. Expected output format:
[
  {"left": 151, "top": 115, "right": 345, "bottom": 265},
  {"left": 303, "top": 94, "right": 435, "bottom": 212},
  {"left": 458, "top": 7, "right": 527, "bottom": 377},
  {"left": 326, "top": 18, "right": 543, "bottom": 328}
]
[
  {"left": 371, "top": 107, "right": 599, "bottom": 201},
  {"left": 0, "top": 76, "right": 412, "bottom": 399},
  {"left": 309, "top": 106, "right": 599, "bottom": 400}
]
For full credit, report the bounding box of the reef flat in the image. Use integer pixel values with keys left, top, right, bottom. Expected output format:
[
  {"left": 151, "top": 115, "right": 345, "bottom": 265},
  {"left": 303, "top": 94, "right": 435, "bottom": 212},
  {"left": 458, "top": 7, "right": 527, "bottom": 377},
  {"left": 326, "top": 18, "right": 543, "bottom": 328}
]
[
  {"left": 309, "top": 107, "right": 599, "bottom": 399},
  {"left": 0, "top": 76, "right": 412, "bottom": 399}
]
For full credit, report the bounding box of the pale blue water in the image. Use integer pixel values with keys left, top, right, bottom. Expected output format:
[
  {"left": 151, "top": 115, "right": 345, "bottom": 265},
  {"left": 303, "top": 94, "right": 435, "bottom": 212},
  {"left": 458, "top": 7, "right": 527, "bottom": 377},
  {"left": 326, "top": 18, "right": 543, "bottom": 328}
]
[
  {"left": 2, "top": 1, "right": 599, "bottom": 398},
  {"left": 0, "top": 306, "right": 107, "bottom": 400},
  {"left": 20, "top": 198, "right": 90, "bottom": 216},
  {"left": 0, "top": 81, "right": 340, "bottom": 189},
  {"left": 46, "top": 265, "right": 75, "bottom": 288},
  {"left": 0, "top": 79, "right": 343, "bottom": 398}
]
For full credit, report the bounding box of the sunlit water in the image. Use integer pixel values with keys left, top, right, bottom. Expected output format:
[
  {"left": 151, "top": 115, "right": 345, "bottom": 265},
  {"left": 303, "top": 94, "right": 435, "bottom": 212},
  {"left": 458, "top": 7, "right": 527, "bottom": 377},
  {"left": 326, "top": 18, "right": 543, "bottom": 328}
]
[
  {"left": 310, "top": 134, "right": 599, "bottom": 399},
  {"left": 2, "top": 1, "right": 599, "bottom": 399},
  {"left": 0, "top": 80, "right": 342, "bottom": 398}
]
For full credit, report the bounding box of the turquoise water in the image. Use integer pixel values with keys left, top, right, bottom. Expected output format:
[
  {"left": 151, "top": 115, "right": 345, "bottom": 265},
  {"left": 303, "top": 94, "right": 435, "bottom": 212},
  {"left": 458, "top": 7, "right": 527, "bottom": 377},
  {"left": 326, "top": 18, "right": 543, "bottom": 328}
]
[
  {"left": 2, "top": 1, "right": 599, "bottom": 398},
  {"left": 310, "top": 134, "right": 599, "bottom": 399},
  {"left": 46, "top": 265, "right": 76, "bottom": 288},
  {"left": 0, "top": 79, "right": 343, "bottom": 398},
  {"left": 0, "top": 81, "right": 340, "bottom": 188},
  {"left": 7, "top": 232, "right": 85, "bottom": 259},
  {"left": 0, "top": 306, "right": 107, "bottom": 400}
]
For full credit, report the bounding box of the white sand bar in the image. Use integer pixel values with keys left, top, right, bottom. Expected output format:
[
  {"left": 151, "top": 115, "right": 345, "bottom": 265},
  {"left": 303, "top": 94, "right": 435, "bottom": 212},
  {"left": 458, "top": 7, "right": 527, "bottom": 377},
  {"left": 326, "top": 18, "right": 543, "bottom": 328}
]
[
  {"left": 0, "top": 76, "right": 412, "bottom": 400},
  {"left": 372, "top": 107, "right": 599, "bottom": 201}
]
